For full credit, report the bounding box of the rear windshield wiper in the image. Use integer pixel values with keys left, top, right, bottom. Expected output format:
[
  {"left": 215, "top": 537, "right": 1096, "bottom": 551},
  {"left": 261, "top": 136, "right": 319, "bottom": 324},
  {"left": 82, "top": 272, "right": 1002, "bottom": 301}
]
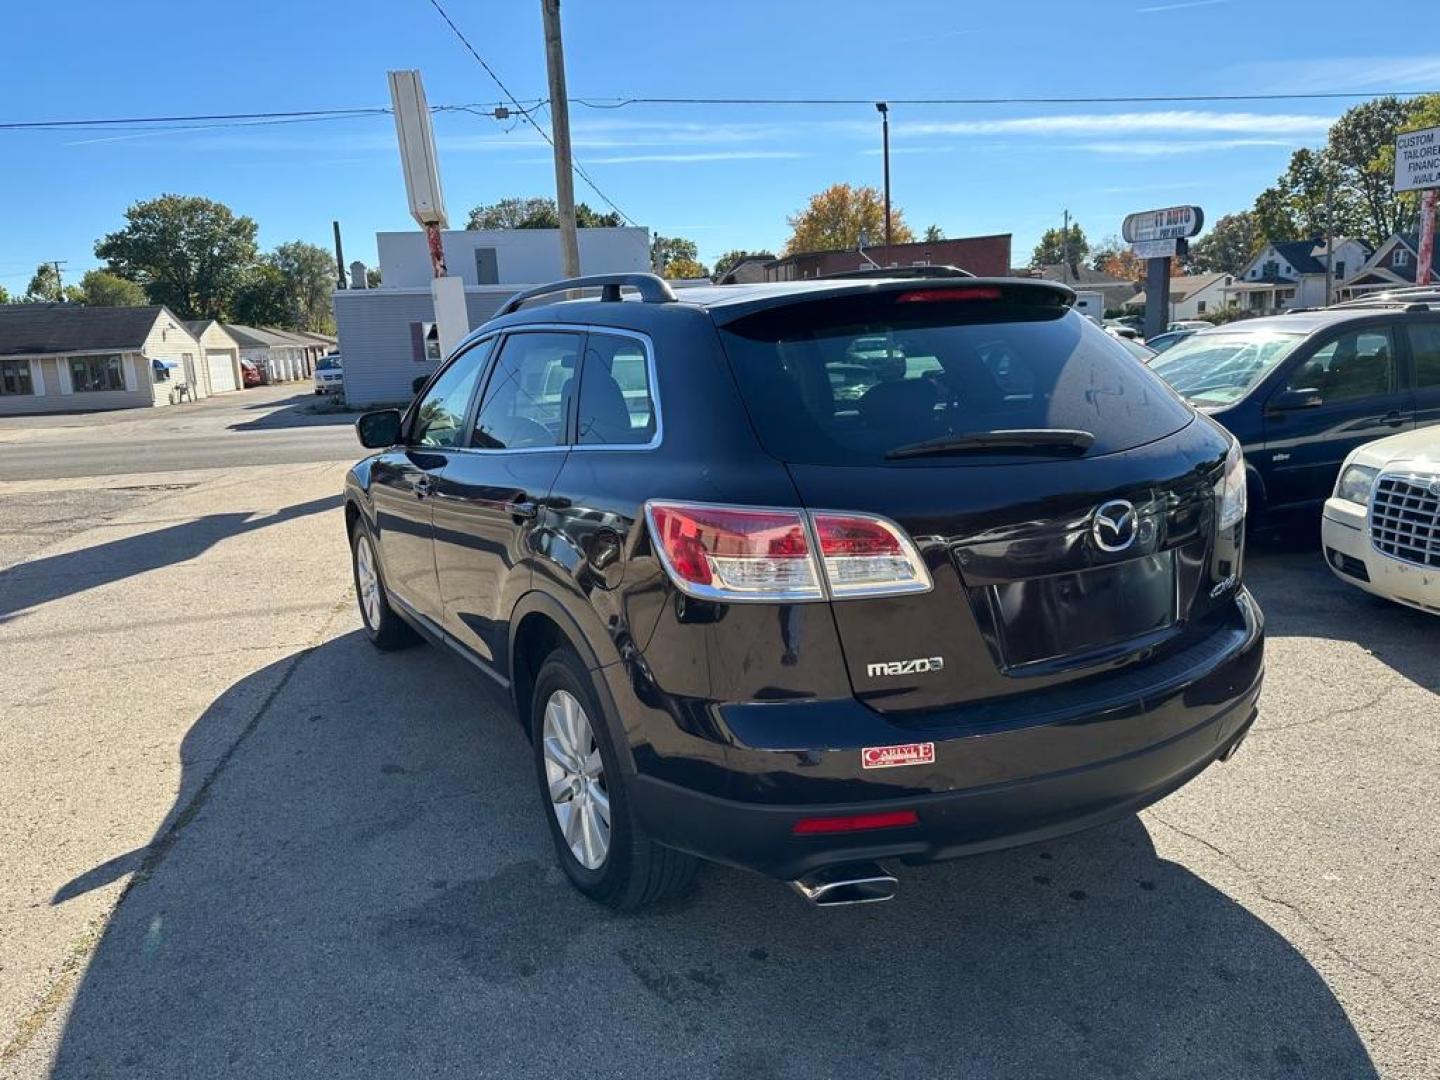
[{"left": 884, "top": 428, "right": 1095, "bottom": 460}]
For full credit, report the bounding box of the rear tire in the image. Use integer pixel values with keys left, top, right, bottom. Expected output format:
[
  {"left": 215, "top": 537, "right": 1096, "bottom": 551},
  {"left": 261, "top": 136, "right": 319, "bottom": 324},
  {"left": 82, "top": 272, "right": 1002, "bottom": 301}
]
[
  {"left": 351, "top": 526, "right": 418, "bottom": 651},
  {"left": 530, "top": 649, "right": 698, "bottom": 910}
]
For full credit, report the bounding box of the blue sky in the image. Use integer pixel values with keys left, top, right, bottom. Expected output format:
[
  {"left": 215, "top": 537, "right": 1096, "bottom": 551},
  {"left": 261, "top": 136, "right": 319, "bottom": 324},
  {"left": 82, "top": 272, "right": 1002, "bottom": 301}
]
[{"left": 2, "top": 0, "right": 1438, "bottom": 289}]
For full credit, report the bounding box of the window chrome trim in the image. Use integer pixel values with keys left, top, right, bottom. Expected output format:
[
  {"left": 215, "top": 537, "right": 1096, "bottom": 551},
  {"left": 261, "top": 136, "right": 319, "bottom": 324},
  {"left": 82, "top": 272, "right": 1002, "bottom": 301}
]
[{"left": 451, "top": 322, "right": 662, "bottom": 455}]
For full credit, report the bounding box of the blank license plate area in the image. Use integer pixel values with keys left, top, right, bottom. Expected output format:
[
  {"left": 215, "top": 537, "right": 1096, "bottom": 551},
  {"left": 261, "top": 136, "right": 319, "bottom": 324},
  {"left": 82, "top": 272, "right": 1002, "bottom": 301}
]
[{"left": 989, "top": 551, "right": 1175, "bottom": 667}]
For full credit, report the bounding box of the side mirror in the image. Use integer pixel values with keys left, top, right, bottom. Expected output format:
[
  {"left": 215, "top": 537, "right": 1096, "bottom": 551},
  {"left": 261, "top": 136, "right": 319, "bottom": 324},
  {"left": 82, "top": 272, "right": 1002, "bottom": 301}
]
[
  {"left": 355, "top": 409, "right": 402, "bottom": 449},
  {"left": 1269, "top": 388, "right": 1323, "bottom": 412}
]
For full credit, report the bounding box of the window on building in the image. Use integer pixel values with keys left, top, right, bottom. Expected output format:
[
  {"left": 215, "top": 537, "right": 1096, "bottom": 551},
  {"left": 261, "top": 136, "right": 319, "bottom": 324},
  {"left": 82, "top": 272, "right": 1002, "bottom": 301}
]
[
  {"left": 473, "top": 248, "right": 499, "bottom": 285},
  {"left": 0, "top": 359, "right": 35, "bottom": 396},
  {"left": 1263, "top": 260, "right": 1279, "bottom": 278},
  {"left": 1197, "top": 300, "right": 1207, "bottom": 313},
  {"left": 1335, "top": 261, "right": 1345, "bottom": 280},
  {"left": 1394, "top": 248, "right": 1410, "bottom": 268},
  {"left": 71, "top": 355, "right": 125, "bottom": 393}
]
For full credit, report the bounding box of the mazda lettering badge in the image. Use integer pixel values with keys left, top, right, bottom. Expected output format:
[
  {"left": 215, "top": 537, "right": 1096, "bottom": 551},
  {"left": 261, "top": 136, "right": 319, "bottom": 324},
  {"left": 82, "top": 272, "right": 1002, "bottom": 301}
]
[{"left": 1092, "top": 499, "right": 1138, "bottom": 553}]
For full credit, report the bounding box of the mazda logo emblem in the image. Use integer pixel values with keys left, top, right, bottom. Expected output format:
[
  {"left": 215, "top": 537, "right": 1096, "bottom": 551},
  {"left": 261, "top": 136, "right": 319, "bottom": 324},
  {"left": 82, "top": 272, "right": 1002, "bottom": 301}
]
[{"left": 1092, "top": 499, "right": 1138, "bottom": 553}]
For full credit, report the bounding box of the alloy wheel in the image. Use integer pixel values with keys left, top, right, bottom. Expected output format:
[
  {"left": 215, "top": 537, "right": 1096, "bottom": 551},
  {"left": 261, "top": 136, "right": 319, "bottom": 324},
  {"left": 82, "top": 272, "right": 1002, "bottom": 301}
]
[{"left": 542, "top": 689, "right": 610, "bottom": 870}]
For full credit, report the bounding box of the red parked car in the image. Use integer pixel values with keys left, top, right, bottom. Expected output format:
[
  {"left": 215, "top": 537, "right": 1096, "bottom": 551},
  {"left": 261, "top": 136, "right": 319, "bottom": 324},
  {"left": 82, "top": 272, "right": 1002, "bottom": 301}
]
[{"left": 240, "top": 359, "right": 264, "bottom": 388}]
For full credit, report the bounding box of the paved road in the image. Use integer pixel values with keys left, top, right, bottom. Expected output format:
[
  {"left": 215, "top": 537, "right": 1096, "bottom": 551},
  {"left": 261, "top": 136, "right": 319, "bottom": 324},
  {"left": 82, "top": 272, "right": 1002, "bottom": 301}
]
[
  {"left": 0, "top": 387, "right": 361, "bottom": 480},
  {"left": 1, "top": 458, "right": 1437, "bottom": 1077}
]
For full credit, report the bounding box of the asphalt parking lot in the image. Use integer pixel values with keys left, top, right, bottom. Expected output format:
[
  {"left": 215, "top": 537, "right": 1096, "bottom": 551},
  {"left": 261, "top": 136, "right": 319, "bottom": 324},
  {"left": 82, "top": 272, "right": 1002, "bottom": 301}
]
[{"left": 1, "top": 409, "right": 1437, "bottom": 1078}]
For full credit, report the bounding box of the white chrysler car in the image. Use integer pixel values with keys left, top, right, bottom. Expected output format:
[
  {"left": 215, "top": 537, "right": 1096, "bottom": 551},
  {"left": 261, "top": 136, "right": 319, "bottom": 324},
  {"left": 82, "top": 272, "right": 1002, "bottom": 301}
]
[{"left": 1323, "top": 427, "right": 1440, "bottom": 615}]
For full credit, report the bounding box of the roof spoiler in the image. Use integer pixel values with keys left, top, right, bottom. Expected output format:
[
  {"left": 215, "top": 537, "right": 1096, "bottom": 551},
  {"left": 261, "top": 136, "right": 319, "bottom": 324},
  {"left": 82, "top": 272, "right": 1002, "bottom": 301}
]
[
  {"left": 819, "top": 265, "right": 974, "bottom": 281},
  {"left": 498, "top": 273, "right": 677, "bottom": 316}
]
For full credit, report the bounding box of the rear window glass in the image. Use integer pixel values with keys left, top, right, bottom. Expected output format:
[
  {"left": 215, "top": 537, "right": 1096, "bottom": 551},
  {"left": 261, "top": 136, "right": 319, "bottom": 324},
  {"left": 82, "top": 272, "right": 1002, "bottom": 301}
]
[{"left": 717, "top": 294, "right": 1192, "bottom": 465}]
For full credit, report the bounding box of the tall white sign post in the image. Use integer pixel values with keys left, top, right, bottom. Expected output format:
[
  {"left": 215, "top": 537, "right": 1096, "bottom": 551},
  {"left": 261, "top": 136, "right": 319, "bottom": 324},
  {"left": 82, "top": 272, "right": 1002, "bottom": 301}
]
[
  {"left": 1395, "top": 125, "right": 1440, "bottom": 288},
  {"left": 389, "top": 70, "right": 469, "bottom": 362}
]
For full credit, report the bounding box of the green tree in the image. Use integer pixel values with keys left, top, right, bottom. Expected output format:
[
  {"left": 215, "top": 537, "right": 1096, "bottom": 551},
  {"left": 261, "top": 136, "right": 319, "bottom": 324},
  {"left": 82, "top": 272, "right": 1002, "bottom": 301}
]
[
  {"left": 94, "top": 194, "right": 258, "bottom": 319},
  {"left": 0, "top": 285, "right": 9, "bottom": 304},
  {"left": 230, "top": 264, "right": 290, "bottom": 327},
  {"left": 652, "top": 235, "right": 708, "bottom": 277},
  {"left": 711, "top": 249, "right": 776, "bottom": 279},
  {"left": 783, "top": 183, "right": 913, "bottom": 254},
  {"left": 24, "top": 262, "right": 64, "bottom": 302},
  {"left": 267, "top": 241, "right": 336, "bottom": 332},
  {"left": 365, "top": 267, "right": 383, "bottom": 289},
  {"left": 922, "top": 224, "right": 945, "bottom": 243},
  {"left": 466, "top": 196, "right": 621, "bottom": 230},
  {"left": 1031, "top": 224, "right": 1089, "bottom": 274},
  {"left": 1372, "top": 92, "right": 1440, "bottom": 231},
  {"left": 1188, "top": 211, "right": 1264, "bottom": 276},
  {"left": 76, "top": 269, "right": 147, "bottom": 307}
]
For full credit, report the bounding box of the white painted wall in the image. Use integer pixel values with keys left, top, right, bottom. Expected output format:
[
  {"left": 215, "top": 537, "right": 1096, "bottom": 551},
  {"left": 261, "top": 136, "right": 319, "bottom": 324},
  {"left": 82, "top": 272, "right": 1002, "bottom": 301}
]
[{"left": 376, "top": 228, "right": 652, "bottom": 288}]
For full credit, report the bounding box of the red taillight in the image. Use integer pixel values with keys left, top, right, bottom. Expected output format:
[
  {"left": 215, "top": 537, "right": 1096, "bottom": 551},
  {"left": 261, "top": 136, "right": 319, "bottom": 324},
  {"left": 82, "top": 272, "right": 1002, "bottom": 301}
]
[
  {"left": 895, "top": 286, "right": 1002, "bottom": 303},
  {"left": 646, "top": 503, "right": 821, "bottom": 600},
  {"left": 792, "top": 810, "right": 919, "bottom": 835},
  {"left": 646, "top": 501, "right": 931, "bottom": 603}
]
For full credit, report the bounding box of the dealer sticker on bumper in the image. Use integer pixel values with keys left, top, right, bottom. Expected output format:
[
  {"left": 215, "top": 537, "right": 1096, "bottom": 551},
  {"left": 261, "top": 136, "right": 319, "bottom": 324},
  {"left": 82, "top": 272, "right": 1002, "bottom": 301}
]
[{"left": 861, "top": 742, "right": 936, "bottom": 769}]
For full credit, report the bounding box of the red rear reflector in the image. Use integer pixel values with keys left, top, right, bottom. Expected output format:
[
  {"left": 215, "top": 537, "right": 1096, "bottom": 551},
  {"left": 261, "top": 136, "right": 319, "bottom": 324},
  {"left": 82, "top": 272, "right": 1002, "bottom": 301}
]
[
  {"left": 896, "top": 287, "right": 1002, "bottom": 303},
  {"left": 791, "top": 810, "right": 919, "bottom": 836}
]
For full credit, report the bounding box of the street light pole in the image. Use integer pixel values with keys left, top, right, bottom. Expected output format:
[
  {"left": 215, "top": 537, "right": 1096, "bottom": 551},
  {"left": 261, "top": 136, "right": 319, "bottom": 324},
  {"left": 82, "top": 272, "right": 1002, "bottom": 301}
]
[{"left": 876, "top": 102, "right": 891, "bottom": 251}]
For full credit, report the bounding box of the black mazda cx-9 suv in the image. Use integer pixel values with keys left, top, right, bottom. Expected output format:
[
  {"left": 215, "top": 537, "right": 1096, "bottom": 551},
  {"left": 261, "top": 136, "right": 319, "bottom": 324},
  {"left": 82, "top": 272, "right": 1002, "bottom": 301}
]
[{"left": 344, "top": 272, "right": 1263, "bottom": 909}]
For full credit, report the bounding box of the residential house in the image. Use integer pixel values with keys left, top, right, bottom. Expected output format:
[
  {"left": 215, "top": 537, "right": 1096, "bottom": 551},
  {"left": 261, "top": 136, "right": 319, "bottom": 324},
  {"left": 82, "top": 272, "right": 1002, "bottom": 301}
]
[
  {"left": 183, "top": 320, "right": 245, "bottom": 394},
  {"left": 0, "top": 304, "right": 208, "bottom": 416},
  {"left": 1125, "top": 273, "right": 1234, "bottom": 322},
  {"left": 223, "top": 325, "right": 311, "bottom": 384},
  {"left": 766, "top": 235, "right": 1012, "bottom": 281},
  {"left": 1016, "top": 263, "right": 1140, "bottom": 315},
  {"left": 1337, "top": 232, "right": 1440, "bottom": 299},
  {"left": 714, "top": 254, "right": 773, "bottom": 285},
  {"left": 1227, "top": 237, "right": 1372, "bottom": 314}
]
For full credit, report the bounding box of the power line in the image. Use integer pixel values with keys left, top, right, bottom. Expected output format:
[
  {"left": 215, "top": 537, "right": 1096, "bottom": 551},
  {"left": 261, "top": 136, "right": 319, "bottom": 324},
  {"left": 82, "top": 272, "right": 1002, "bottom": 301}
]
[
  {"left": 572, "top": 90, "right": 1440, "bottom": 107},
  {"left": 421, "top": 0, "right": 637, "bottom": 226}
]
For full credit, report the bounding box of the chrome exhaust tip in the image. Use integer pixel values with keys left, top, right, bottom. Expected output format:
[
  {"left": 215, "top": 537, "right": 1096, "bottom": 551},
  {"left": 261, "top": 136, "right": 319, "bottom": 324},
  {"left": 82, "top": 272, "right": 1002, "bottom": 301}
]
[{"left": 789, "top": 862, "right": 898, "bottom": 907}]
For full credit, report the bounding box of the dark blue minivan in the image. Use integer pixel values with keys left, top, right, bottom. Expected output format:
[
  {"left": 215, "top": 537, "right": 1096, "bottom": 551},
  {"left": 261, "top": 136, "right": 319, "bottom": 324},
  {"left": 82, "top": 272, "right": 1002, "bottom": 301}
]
[{"left": 1148, "top": 304, "right": 1440, "bottom": 518}]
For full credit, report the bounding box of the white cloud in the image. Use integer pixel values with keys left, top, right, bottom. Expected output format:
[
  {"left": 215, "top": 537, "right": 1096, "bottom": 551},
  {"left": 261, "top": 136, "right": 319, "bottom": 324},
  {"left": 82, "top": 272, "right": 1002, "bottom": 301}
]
[
  {"left": 895, "top": 111, "right": 1334, "bottom": 138},
  {"left": 1075, "top": 138, "right": 1299, "bottom": 156},
  {"left": 1137, "top": 0, "right": 1231, "bottom": 13},
  {"left": 1231, "top": 55, "right": 1440, "bottom": 94},
  {"left": 582, "top": 150, "right": 806, "bottom": 164}
]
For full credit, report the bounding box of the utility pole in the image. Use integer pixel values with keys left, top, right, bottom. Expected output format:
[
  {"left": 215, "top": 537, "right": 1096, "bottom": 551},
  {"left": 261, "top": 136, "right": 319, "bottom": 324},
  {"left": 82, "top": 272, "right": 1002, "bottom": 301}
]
[
  {"left": 50, "top": 260, "right": 66, "bottom": 300},
  {"left": 1324, "top": 182, "right": 1334, "bottom": 306},
  {"left": 332, "top": 221, "right": 347, "bottom": 290},
  {"left": 876, "top": 102, "right": 891, "bottom": 252},
  {"left": 541, "top": 0, "right": 581, "bottom": 279},
  {"left": 1061, "top": 209, "right": 1070, "bottom": 283},
  {"left": 1419, "top": 189, "right": 1437, "bottom": 288}
]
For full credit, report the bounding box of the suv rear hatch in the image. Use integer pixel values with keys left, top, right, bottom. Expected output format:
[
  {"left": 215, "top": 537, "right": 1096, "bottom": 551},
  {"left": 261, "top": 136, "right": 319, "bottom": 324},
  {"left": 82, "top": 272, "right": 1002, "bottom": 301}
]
[{"left": 713, "top": 281, "right": 1239, "bottom": 714}]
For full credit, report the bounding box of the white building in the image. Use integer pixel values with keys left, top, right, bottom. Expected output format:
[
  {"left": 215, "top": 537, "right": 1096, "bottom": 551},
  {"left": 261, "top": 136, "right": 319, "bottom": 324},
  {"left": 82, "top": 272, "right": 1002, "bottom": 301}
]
[
  {"left": 335, "top": 227, "right": 652, "bottom": 407},
  {"left": 375, "top": 227, "right": 651, "bottom": 288},
  {"left": 1124, "top": 273, "right": 1234, "bottom": 322},
  {"left": 1227, "top": 237, "right": 1372, "bottom": 314}
]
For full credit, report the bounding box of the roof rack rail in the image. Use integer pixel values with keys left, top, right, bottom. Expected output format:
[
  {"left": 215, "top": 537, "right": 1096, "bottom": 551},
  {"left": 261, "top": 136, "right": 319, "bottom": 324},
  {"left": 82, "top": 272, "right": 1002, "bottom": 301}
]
[
  {"left": 818, "top": 265, "right": 974, "bottom": 280},
  {"left": 1331, "top": 285, "right": 1440, "bottom": 311},
  {"left": 498, "top": 273, "right": 677, "bottom": 316}
]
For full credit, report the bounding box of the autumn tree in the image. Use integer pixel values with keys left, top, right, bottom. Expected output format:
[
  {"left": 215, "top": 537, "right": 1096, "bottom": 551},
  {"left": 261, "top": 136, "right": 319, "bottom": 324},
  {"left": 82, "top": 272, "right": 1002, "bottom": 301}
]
[
  {"left": 95, "top": 195, "right": 258, "bottom": 319},
  {"left": 783, "top": 184, "right": 913, "bottom": 254},
  {"left": 1089, "top": 237, "right": 1144, "bottom": 282},
  {"left": 1188, "top": 212, "right": 1263, "bottom": 276}
]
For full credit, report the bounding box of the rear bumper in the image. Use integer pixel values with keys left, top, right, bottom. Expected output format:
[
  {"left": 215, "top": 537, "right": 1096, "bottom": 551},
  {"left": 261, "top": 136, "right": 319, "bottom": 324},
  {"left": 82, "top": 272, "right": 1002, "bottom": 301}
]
[
  {"left": 1323, "top": 498, "right": 1440, "bottom": 614},
  {"left": 628, "top": 591, "right": 1264, "bottom": 881}
]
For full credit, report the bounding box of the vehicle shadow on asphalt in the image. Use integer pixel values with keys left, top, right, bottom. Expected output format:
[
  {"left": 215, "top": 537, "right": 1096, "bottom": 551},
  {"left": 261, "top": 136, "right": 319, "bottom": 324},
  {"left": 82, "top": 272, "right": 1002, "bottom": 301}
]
[
  {"left": 227, "top": 394, "right": 362, "bottom": 431},
  {"left": 0, "top": 496, "right": 340, "bottom": 625},
  {"left": 1247, "top": 537, "right": 1439, "bottom": 693},
  {"left": 44, "top": 631, "right": 1377, "bottom": 1079}
]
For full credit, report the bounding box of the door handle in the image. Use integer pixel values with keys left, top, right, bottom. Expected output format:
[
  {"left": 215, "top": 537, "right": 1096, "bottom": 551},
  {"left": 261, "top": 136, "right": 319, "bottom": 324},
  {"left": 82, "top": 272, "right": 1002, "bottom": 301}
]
[
  {"left": 510, "top": 498, "right": 538, "bottom": 520},
  {"left": 1381, "top": 410, "right": 1405, "bottom": 428}
]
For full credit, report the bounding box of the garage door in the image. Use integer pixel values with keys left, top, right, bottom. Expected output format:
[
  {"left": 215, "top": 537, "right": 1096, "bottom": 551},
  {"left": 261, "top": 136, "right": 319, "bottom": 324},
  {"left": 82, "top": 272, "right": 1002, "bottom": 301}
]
[{"left": 206, "top": 350, "right": 238, "bottom": 393}]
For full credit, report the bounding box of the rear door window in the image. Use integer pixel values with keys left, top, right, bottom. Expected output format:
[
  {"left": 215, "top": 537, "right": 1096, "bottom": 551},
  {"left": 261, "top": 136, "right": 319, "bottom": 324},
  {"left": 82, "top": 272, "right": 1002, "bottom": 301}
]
[
  {"left": 717, "top": 291, "right": 1192, "bottom": 465},
  {"left": 1285, "top": 328, "right": 1396, "bottom": 401},
  {"left": 1407, "top": 323, "right": 1440, "bottom": 390},
  {"left": 576, "top": 333, "right": 656, "bottom": 445}
]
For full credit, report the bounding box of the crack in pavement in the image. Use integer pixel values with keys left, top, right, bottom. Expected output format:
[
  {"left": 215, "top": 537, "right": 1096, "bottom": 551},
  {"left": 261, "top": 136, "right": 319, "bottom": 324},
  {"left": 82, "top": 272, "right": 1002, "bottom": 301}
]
[
  {"left": 1149, "top": 812, "right": 1438, "bottom": 1029},
  {"left": 1252, "top": 684, "right": 1409, "bottom": 736}
]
